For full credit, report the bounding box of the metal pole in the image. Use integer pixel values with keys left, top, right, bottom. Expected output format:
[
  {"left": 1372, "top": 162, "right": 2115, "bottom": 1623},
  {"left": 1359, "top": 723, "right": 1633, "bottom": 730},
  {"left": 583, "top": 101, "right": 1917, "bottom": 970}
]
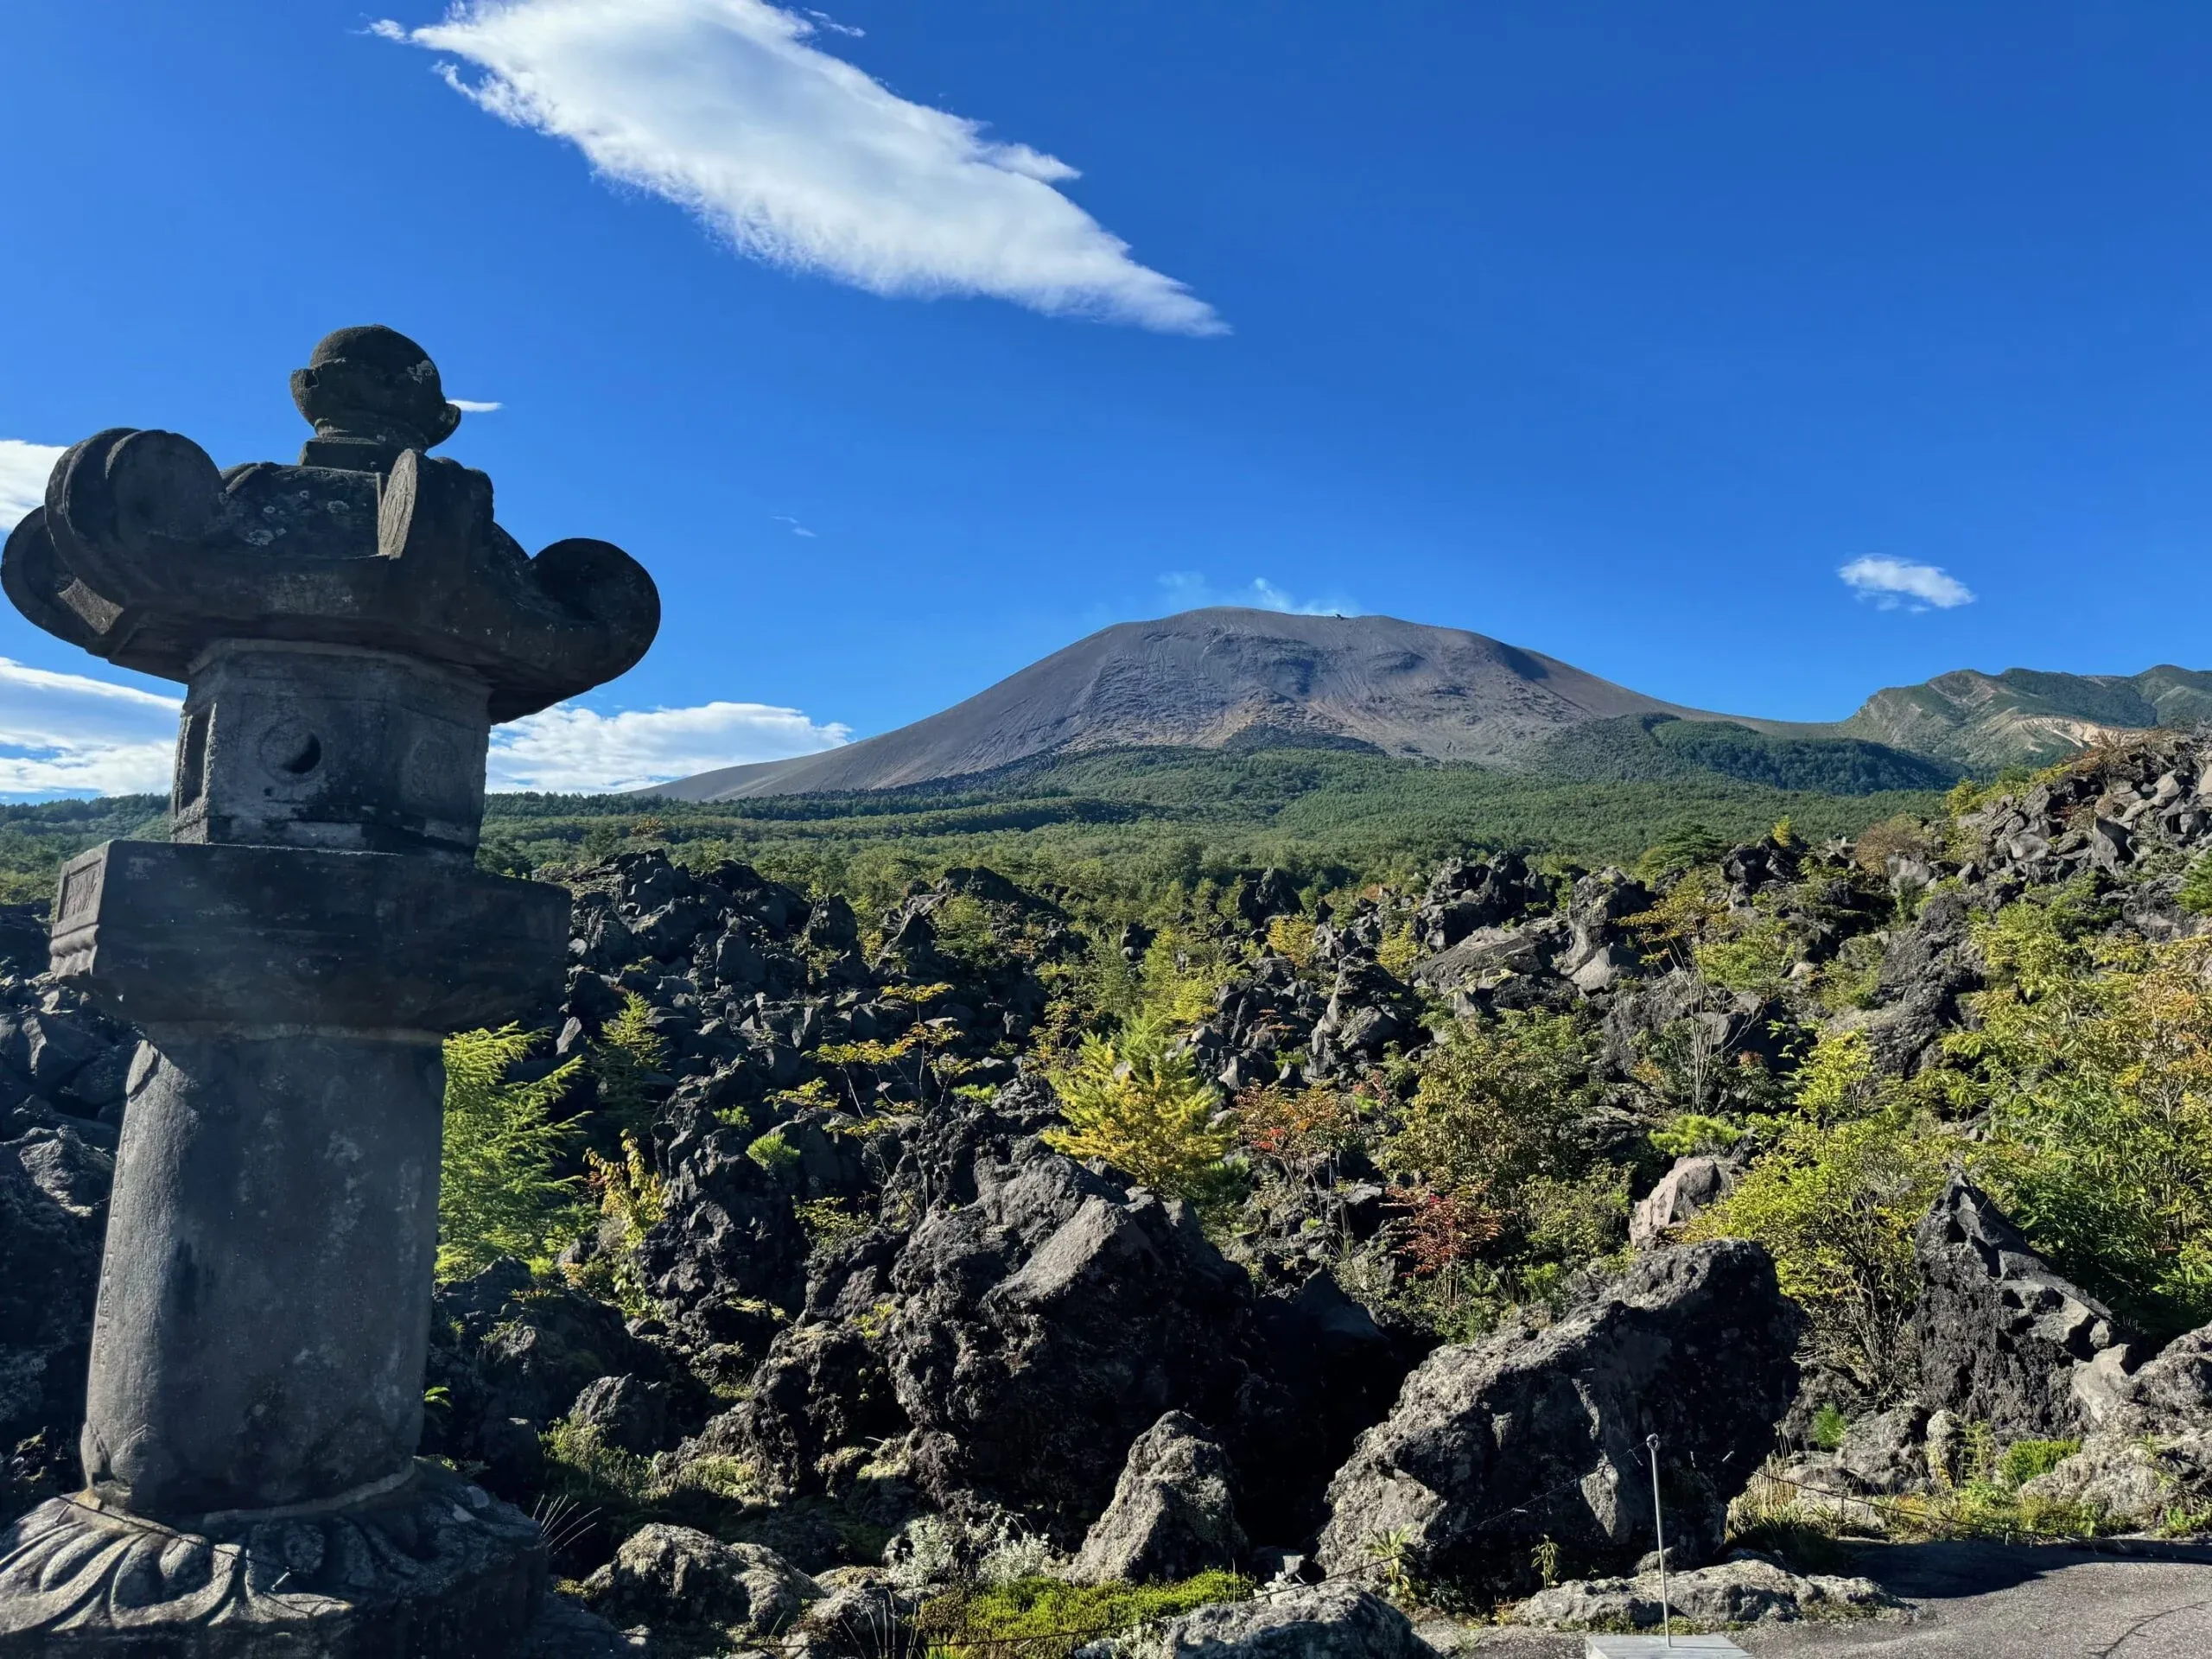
[{"left": 1648, "top": 1432, "right": 1672, "bottom": 1649}]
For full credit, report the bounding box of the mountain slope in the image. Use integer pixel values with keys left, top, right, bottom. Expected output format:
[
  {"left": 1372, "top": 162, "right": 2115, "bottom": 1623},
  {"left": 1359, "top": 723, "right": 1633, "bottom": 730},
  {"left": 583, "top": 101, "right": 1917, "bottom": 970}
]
[
  {"left": 652, "top": 608, "right": 1743, "bottom": 801},
  {"left": 1839, "top": 666, "right": 2212, "bottom": 770}
]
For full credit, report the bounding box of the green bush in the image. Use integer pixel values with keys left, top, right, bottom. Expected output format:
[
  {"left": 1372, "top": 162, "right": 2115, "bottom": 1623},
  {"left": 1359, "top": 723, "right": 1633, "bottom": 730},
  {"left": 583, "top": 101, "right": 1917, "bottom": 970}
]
[
  {"left": 437, "top": 1027, "right": 587, "bottom": 1279},
  {"left": 747, "top": 1130, "right": 801, "bottom": 1172}
]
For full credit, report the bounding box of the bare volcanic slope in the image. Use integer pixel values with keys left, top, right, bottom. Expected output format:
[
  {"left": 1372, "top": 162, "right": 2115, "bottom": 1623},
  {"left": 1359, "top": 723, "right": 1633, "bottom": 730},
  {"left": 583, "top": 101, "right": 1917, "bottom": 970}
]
[{"left": 652, "top": 608, "right": 1742, "bottom": 801}]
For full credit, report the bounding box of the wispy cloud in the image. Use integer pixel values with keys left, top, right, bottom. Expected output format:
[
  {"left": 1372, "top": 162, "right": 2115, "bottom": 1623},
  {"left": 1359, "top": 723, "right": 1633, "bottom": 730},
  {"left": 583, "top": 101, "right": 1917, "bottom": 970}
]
[
  {"left": 449, "top": 397, "right": 504, "bottom": 413},
  {"left": 0, "top": 441, "right": 65, "bottom": 532},
  {"left": 376, "top": 0, "right": 1223, "bottom": 334},
  {"left": 0, "top": 658, "right": 180, "bottom": 798},
  {"left": 772, "top": 513, "right": 817, "bottom": 538},
  {"left": 488, "top": 697, "right": 849, "bottom": 791},
  {"left": 1839, "top": 556, "right": 1975, "bottom": 613},
  {"left": 1157, "top": 572, "right": 1359, "bottom": 618}
]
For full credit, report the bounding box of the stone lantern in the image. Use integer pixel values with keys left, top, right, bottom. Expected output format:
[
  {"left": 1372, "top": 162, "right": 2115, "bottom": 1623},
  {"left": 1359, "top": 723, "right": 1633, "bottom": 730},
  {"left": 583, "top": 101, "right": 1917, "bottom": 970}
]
[{"left": 0, "top": 327, "right": 658, "bottom": 1654}]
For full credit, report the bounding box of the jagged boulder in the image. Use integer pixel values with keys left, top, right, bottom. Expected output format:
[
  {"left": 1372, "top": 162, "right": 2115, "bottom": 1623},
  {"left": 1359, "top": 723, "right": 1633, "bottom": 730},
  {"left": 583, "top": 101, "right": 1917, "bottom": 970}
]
[
  {"left": 1071, "top": 1412, "right": 1246, "bottom": 1584},
  {"left": 884, "top": 1128, "right": 1277, "bottom": 1537},
  {"left": 1558, "top": 868, "right": 1650, "bottom": 993},
  {"left": 1315, "top": 1241, "right": 1801, "bottom": 1595},
  {"left": 1628, "top": 1154, "right": 1731, "bottom": 1248},
  {"left": 569, "top": 1374, "right": 671, "bottom": 1457},
  {"left": 1914, "top": 1174, "right": 2144, "bottom": 1439},
  {"left": 2018, "top": 1323, "right": 2212, "bottom": 1529},
  {"left": 582, "top": 1526, "right": 820, "bottom": 1639},
  {"left": 1148, "top": 1582, "right": 1433, "bottom": 1658}
]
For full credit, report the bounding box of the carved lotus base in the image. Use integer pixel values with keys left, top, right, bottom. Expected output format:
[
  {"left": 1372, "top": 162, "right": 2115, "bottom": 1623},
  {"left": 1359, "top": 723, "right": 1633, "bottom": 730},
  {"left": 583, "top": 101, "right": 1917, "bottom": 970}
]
[{"left": 0, "top": 1462, "right": 545, "bottom": 1657}]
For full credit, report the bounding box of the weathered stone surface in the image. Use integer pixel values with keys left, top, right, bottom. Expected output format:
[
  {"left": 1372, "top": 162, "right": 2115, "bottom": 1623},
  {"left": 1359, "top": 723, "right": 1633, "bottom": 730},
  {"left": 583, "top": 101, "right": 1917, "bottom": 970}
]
[
  {"left": 0, "top": 1462, "right": 545, "bottom": 1658},
  {"left": 1915, "top": 1174, "right": 2143, "bottom": 1440},
  {"left": 1513, "top": 1557, "right": 1900, "bottom": 1630},
  {"left": 3, "top": 327, "right": 658, "bottom": 723},
  {"left": 884, "top": 1126, "right": 1272, "bottom": 1537},
  {"left": 1834, "top": 1403, "right": 1929, "bottom": 1495},
  {"left": 569, "top": 1374, "right": 672, "bottom": 1458},
  {"left": 0, "top": 325, "right": 659, "bottom": 1656},
  {"left": 1315, "top": 1241, "right": 1802, "bottom": 1595},
  {"left": 1628, "top": 1154, "right": 1731, "bottom": 1248},
  {"left": 582, "top": 1525, "right": 821, "bottom": 1638},
  {"left": 2019, "top": 1428, "right": 2212, "bottom": 1530},
  {"left": 0, "top": 1123, "right": 107, "bottom": 1512},
  {"left": 1147, "top": 1582, "right": 1433, "bottom": 1658},
  {"left": 1071, "top": 1411, "right": 1246, "bottom": 1584}
]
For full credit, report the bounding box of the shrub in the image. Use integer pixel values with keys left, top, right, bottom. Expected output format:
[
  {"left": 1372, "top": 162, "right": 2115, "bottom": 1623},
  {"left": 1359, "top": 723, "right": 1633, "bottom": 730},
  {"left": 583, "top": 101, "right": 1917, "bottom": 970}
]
[
  {"left": 1949, "top": 909, "right": 2212, "bottom": 1332},
  {"left": 1042, "top": 1007, "right": 1230, "bottom": 1195},
  {"left": 437, "top": 1027, "right": 587, "bottom": 1280},
  {"left": 1264, "top": 913, "right": 1319, "bottom": 970},
  {"left": 747, "top": 1130, "right": 801, "bottom": 1173},
  {"left": 591, "top": 992, "right": 668, "bottom": 1136},
  {"left": 569, "top": 1133, "right": 664, "bottom": 1318},
  {"left": 1688, "top": 1111, "right": 1951, "bottom": 1398}
]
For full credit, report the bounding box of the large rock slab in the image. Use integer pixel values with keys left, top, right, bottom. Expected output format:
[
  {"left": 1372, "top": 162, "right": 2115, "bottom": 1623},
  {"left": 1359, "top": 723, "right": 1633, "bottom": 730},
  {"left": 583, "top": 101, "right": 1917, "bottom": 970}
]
[
  {"left": 1315, "top": 1240, "right": 1801, "bottom": 1596},
  {"left": 1915, "top": 1174, "right": 2143, "bottom": 1439}
]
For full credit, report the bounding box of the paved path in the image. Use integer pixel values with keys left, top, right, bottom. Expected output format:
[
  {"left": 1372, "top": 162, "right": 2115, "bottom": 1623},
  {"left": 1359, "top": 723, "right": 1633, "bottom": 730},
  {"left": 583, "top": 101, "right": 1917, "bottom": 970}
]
[{"left": 1439, "top": 1541, "right": 2212, "bottom": 1659}]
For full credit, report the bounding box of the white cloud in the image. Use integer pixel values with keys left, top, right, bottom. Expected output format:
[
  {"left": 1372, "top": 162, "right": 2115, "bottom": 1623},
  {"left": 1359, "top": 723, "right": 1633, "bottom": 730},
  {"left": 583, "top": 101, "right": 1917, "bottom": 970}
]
[
  {"left": 0, "top": 658, "right": 180, "bottom": 798},
  {"left": 449, "top": 398, "right": 504, "bottom": 412},
  {"left": 772, "top": 513, "right": 817, "bottom": 537},
  {"left": 0, "top": 441, "right": 66, "bottom": 532},
  {"left": 377, "top": 0, "right": 1223, "bottom": 334},
  {"left": 1839, "top": 556, "right": 1975, "bottom": 613},
  {"left": 1157, "top": 571, "right": 1360, "bottom": 618},
  {"left": 488, "top": 697, "right": 849, "bottom": 791}
]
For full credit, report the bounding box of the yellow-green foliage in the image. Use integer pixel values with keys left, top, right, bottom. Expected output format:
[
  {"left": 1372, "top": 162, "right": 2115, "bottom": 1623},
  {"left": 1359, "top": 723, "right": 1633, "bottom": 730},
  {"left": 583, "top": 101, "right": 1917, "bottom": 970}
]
[
  {"left": 1688, "top": 1032, "right": 1950, "bottom": 1395},
  {"left": 1694, "top": 918, "right": 1798, "bottom": 996},
  {"left": 1042, "top": 1007, "right": 1230, "bottom": 1195},
  {"left": 795, "top": 1196, "right": 871, "bottom": 1252},
  {"left": 917, "top": 1572, "right": 1251, "bottom": 1659},
  {"left": 1950, "top": 903, "right": 2212, "bottom": 1330},
  {"left": 437, "top": 1027, "right": 586, "bottom": 1280},
  {"left": 1385, "top": 1010, "right": 1605, "bottom": 1196},
  {"left": 747, "top": 1129, "right": 801, "bottom": 1172},
  {"left": 1381, "top": 1010, "right": 1627, "bottom": 1320},
  {"left": 592, "top": 993, "right": 668, "bottom": 1135},
  {"left": 570, "top": 1133, "right": 664, "bottom": 1318},
  {"left": 1264, "top": 913, "right": 1319, "bottom": 971}
]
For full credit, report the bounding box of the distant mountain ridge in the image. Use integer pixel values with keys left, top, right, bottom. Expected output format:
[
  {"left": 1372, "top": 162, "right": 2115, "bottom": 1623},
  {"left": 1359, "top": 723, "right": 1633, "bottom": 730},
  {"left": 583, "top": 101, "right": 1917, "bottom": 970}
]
[
  {"left": 644, "top": 608, "right": 2212, "bottom": 801},
  {"left": 1840, "top": 666, "right": 2212, "bottom": 771}
]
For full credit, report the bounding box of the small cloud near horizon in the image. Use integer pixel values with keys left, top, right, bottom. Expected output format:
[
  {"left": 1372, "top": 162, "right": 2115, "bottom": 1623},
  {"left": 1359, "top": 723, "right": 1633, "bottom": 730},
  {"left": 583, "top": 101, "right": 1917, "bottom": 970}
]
[
  {"left": 0, "top": 440, "right": 67, "bottom": 531},
  {"left": 1839, "top": 556, "right": 1974, "bottom": 613},
  {"left": 374, "top": 0, "right": 1222, "bottom": 335},
  {"left": 1156, "top": 571, "right": 1360, "bottom": 618},
  {"left": 488, "top": 698, "right": 849, "bottom": 791},
  {"left": 449, "top": 398, "right": 503, "bottom": 413}
]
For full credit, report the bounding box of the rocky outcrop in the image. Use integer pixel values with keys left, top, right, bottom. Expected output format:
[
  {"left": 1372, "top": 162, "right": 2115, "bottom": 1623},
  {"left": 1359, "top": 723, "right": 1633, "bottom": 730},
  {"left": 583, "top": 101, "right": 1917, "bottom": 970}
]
[
  {"left": 1915, "top": 1175, "right": 2144, "bottom": 1440},
  {"left": 884, "top": 1130, "right": 1275, "bottom": 1537},
  {"left": 2018, "top": 1323, "right": 2212, "bottom": 1529},
  {"left": 582, "top": 1526, "right": 821, "bottom": 1639},
  {"left": 1629, "top": 1154, "right": 1731, "bottom": 1248},
  {"left": 1071, "top": 1412, "right": 1246, "bottom": 1584},
  {"left": 1315, "top": 1241, "right": 1802, "bottom": 1595},
  {"left": 1514, "top": 1557, "right": 1899, "bottom": 1630},
  {"left": 1148, "top": 1582, "right": 1434, "bottom": 1659},
  {"left": 0, "top": 1120, "right": 110, "bottom": 1511}
]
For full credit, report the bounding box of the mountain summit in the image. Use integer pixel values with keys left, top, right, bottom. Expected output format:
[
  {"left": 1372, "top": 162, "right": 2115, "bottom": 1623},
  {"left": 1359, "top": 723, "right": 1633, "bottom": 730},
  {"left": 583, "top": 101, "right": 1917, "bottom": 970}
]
[{"left": 652, "top": 608, "right": 1732, "bottom": 800}]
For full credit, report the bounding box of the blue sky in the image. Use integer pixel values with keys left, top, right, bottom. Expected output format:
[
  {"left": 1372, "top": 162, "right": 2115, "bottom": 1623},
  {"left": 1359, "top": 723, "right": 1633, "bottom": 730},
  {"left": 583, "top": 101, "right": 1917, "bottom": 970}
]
[{"left": 3, "top": 2, "right": 2210, "bottom": 792}]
